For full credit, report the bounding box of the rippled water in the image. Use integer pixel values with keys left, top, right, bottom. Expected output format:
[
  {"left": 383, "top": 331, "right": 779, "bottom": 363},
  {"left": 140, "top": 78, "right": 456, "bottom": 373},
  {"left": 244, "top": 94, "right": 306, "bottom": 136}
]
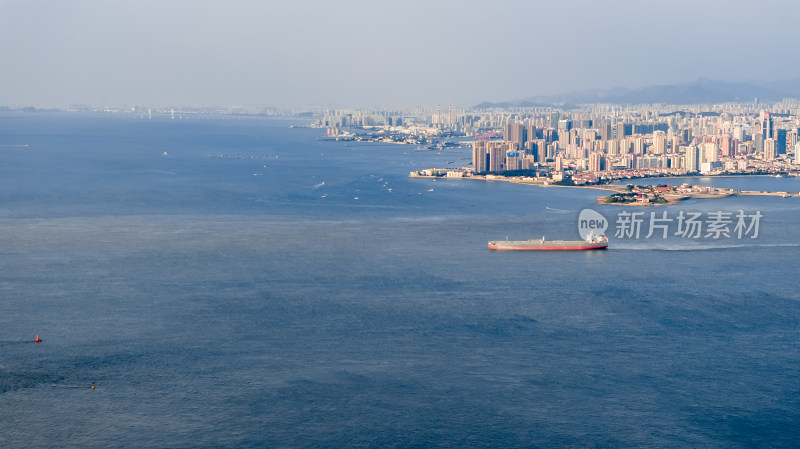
[{"left": 1, "top": 113, "right": 798, "bottom": 447}]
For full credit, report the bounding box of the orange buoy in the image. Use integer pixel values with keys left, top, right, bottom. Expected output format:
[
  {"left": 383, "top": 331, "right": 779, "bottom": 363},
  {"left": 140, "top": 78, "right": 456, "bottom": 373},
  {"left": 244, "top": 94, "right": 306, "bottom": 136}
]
[{"left": 34, "top": 334, "right": 41, "bottom": 343}]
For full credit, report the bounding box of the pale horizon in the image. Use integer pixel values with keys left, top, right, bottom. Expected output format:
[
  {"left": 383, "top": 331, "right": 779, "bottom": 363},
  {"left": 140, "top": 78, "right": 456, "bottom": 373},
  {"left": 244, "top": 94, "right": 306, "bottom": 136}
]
[{"left": 2, "top": 0, "right": 800, "bottom": 109}]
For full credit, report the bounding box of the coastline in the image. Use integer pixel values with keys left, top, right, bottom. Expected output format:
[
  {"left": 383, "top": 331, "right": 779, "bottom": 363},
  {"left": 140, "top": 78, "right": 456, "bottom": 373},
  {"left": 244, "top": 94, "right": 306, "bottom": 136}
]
[{"left": 411, "top": 172, "right": 800, "bottom": 206}]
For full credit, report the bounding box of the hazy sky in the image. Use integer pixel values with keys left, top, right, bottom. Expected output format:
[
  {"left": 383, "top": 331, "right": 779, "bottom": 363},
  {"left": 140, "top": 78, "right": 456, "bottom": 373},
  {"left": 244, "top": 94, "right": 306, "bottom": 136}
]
[{"left": 2, "top": 0, "right": 799, "bottom": 108}]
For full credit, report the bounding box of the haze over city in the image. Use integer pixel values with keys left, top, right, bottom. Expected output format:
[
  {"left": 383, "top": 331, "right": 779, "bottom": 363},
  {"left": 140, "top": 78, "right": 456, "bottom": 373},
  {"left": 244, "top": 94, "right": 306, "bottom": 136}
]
[{"left": 2, "top": 0, "right": 800, "bottom": 109}]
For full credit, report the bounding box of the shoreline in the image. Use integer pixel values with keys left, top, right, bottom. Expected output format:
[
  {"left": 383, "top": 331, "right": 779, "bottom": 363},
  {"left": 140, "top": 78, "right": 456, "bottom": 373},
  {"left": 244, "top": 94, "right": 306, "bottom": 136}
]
[
  {"left": 410, "top": 172, "right": 800, "bottom": 206},
  {"left": 597, "top": 191, "right": 798, "bottom": 206}
]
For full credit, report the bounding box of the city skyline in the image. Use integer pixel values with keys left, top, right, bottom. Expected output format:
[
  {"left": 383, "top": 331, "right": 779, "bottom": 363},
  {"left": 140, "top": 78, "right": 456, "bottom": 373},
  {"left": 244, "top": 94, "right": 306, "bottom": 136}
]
[
  {"left": 308, "top": 99, "right": 800, "bottom": 187},
  {"left": 3, "top": 0, "right": 800, "bottom": 109}
]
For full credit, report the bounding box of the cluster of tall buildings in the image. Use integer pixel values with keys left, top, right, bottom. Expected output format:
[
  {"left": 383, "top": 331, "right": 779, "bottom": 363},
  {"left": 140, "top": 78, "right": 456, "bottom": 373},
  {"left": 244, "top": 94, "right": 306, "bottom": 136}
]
[
  {"left": 311, "top": 102, "right": 800, "bottom": 180},
  {"left": 317, "top": 110, "right": 406, "bottom": 129},
  {"left": 471, "top": 102, "right": 800, "bottom": 178}
]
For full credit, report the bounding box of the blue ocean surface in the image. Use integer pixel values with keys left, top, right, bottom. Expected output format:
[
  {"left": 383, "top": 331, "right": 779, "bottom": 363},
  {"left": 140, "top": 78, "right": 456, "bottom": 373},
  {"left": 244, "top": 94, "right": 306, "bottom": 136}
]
[{"left": 1, "top": 113, "right": 798, "bottom": 447}]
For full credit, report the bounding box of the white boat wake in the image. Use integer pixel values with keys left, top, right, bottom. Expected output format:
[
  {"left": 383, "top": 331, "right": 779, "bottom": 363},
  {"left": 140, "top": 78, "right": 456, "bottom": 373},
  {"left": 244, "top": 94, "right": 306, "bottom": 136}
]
[{"left": 545, "top": 206, "right": 570, "bottom": 213}]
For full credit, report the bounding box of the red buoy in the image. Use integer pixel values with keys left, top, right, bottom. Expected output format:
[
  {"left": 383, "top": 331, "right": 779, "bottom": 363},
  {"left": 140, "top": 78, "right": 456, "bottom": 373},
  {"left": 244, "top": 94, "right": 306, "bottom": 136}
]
[{"left": 34, "top": 334, "right": 41, "bottom": 343}]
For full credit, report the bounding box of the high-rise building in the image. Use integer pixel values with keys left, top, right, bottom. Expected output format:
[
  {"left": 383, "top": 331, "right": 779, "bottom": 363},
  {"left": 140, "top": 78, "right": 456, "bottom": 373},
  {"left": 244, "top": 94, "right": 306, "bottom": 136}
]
[
  {"left": 738, "top": 143, "right": 749, "bottom": 155},
  {"left": 671, "top": 135, "right": 680, "bottom": 154},
  {"left": 636, "top": 155, "right": 666, "bottom": 169},
  {"left": 505, "top": 147, "right": 525, "bottom": 170},
  {"left": 588, "top": 152, "right": 605, "bottom": 172},
  {"left": 776, "top": 129, "right": 787, "bottom": 154},
  {"left": 633, "top": 136, "right": 645, "bottom": 155},
  {"left": 524, "top": 140, "right": 534, "bottom": 156},
  {"left": 720, "top": 135, "right": 733, "bottom": 158},
  {"left": 472, "top": 141, "right": 488, "bottom": 173},
  {"left": 504, "top": 122, "right": 527, "bottom": 148},
  {"left": 582, "top": 129, "right": 596, "bottom": 147},
  {"left": 525, "top": 139, "right": 547, "bottom": 163},
  {"left": 685, "top": 144, "right": 700, "bottom": 172},
  {"left": 606, "top": 139, "right": 618, "bottom": 155},
  {"left": 537, "top": 140, "right": 548, "bottom": 162},
  {"left": 616, "top": 122, "right": 630, "bottom": 138},
  {"left": 543, "top": 141, "right": 553, "bottom": 161},
  {"left": 761, "top": 111, "right": 774, "bottom": 139},
  {"left": 558, "top": 130, "right": 571, "bottom": 149},
  {"left": 764, "top": 138, "right": 777, "bottom": 160},
  {"left": 472, "top": 141, "right": 484, "bottom": 172},
  {"left": 489, "top": 143, "right": 506, "bottom": 171},
  {"left": 548, "top": 111, "right": 560, "bottom": 129},
  {"left": 653, "top": 130, "right": 667, "bottom": 154},
  {"left": 620, "top": 138, "right": 632, "bottom": 154},
  {"left": 527, "top": 125, "right": 540, "bottom": 141},
  {"left": 600, "top": 121, "right": 612, "bottom": 141},
  {"left": 733, "top": 126, "right": 745, "bottom": 142},
  {"left": 670, "top": 154, "right": 683, "bottom": 169},
  {"left": 704, "top": 142, "right": 719, "bottom": 162},
  {"left": 472, "top": 141, "right": 508, "bottom": 173},
  {"left": 795, "top": 142, "right": 800, "bottom": 165},
  {"left": 544, "top": 128, "right": 557, "bottom": 143}
]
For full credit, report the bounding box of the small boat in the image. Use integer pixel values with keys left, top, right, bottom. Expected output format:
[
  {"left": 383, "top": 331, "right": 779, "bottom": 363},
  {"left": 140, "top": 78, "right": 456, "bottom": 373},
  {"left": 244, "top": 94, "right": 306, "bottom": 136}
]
[{"left": 489, "top": 232, "right": 608, "bottom": 251}]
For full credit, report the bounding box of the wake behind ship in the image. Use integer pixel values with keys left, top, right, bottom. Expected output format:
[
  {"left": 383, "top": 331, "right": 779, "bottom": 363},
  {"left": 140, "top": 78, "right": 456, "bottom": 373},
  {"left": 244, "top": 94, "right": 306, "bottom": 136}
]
[{"left": 488, "top": 233, "right": 608, "bottom": 251}]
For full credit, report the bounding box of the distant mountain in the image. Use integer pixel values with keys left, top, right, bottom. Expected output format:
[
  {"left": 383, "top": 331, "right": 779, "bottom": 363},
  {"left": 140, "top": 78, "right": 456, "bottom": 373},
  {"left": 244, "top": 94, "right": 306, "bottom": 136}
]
[{"left": 474, "top": 78, "right": 800, "bottom": 108}]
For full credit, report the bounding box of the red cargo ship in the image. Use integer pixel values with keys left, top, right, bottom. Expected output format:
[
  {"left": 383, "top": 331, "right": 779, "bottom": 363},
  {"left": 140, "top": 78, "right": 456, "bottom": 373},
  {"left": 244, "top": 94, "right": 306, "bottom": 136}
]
[{"left": 488, "top": 233, "right": 608, "bottom": 251}]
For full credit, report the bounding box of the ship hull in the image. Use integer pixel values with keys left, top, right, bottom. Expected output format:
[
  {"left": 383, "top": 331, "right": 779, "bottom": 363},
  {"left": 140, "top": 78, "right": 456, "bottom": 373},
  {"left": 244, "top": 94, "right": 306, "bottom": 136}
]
[{"left": 488, "top": 240, "right": 608, "bottom": 251}]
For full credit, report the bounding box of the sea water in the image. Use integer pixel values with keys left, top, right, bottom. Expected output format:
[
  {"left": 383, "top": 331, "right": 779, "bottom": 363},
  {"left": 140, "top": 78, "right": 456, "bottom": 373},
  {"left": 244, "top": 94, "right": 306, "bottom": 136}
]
[{"left": 1, "top": 113, "right": 798, "bottom": 447}]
